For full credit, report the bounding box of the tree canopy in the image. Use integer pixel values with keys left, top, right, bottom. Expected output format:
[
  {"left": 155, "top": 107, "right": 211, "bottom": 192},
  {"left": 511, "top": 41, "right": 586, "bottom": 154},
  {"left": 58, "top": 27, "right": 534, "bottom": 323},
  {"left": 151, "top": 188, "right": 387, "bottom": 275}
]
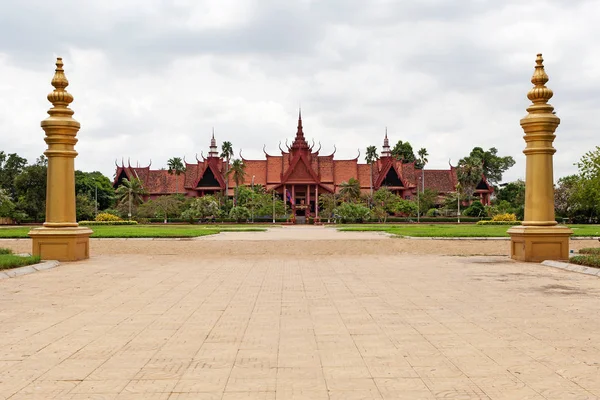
[{"left": 391, "top": 140, "right": 416, "bottom": 163}]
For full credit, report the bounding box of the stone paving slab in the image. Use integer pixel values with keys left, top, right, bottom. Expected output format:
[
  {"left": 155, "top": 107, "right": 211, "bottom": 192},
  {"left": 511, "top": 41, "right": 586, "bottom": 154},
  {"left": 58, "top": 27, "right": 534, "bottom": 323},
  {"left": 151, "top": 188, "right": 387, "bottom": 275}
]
[{"left": 1, "top": 232, "right": 600, "bottom": 399}]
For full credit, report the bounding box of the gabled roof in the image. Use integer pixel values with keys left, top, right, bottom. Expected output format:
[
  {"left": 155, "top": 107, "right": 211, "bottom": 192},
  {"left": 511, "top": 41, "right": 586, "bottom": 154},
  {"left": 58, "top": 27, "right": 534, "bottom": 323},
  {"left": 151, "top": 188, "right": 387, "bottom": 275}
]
[
  {"left": 193, "top": 160, "right": 226, "bottom": 189},
  {"left": 281, "top": 152, "right": 320, "bottom": 183}
]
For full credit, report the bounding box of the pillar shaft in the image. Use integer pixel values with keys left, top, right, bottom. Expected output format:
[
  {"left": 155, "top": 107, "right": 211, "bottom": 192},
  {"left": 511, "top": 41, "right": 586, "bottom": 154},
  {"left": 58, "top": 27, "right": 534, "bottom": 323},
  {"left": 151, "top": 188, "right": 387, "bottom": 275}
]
[
  {"left": 521, "top": 114, "right": 559, "bottom": 226},
  {"left": 508, "top": 54, "right": 572, "bottom": 262},
  {"left": 29, "top": 58, "right": 92, "bottom": 261}
]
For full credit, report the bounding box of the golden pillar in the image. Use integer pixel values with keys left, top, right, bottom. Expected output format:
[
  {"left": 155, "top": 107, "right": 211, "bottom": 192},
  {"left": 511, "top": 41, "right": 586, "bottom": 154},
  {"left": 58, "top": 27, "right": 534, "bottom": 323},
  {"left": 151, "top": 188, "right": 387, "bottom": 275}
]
[
  {"left": 29, "top": 58, "right": 92, "bottom": 261},
  {"left": 507, "top": 54, "right": 572, "bottom": 262}
]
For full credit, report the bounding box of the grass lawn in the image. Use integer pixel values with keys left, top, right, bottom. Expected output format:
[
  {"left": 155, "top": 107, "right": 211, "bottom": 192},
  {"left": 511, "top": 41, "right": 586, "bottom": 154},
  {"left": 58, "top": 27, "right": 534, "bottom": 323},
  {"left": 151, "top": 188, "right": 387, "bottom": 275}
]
[
  {"left": 0, "top": 224, "right": 268, "bottom": 239},
  {"left": 0, "top": 248, "right": 41, "bottom": 270},
  {"left": 337, "top": 224, "right": 600, "bottom": 238}
]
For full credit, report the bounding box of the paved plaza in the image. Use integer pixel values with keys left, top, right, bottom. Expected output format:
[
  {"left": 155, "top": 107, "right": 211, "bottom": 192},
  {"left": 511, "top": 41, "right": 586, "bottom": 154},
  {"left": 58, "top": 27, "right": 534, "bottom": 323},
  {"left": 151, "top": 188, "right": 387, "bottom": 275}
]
[{"left": 1, "top": 227, "right": 600, "bottom": 399}]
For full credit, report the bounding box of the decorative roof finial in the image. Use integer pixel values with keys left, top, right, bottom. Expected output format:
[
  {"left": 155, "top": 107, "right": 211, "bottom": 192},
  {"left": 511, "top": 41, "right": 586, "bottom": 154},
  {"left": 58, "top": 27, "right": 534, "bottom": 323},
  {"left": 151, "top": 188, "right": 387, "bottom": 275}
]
[
  {"left": 297, "top": 107, "right": 303, "bottom": 135},
  {"left": 382, "top": 127, "right": 391, "bottom": 157},
  {"left": 47, "top": 57, "right": 75, "bottom": 113},
  {"left": 209, "top": 128, "right": 218, "bottom": 158},
  {"left": 527, "top": 54, "right": 554, "bottom": 109}
]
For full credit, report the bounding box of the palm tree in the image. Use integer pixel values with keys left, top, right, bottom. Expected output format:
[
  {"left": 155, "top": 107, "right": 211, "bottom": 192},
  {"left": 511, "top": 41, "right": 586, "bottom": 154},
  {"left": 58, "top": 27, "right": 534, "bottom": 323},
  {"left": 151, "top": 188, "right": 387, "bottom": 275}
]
[
  {"left": 226, "top": 159, "right": 246, "bottom": 205},
  {"left": 167, "top": 157, "right": 186, "bottom": 194},
  {"left": 365, "top": 145, "right": 379, "bottom": 197},
  {"left": 115, "top": 178, "right": 148, "bottom": 219},
  {"left": 338, "top": 178, "right": 361, "bottom": 203},
  {"left": 220, "top": 141, "right": 234, "bottom": 198},
  {"left": 417, "top": 148, "right": 429, "bottom": 192}
]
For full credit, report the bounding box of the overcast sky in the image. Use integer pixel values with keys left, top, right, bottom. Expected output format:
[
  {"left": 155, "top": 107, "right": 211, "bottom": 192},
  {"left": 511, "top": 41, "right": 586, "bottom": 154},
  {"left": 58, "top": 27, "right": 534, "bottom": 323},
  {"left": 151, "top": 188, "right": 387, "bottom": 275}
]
[{"left": 1, "top": 0, "right": 598, "bottom": 183}]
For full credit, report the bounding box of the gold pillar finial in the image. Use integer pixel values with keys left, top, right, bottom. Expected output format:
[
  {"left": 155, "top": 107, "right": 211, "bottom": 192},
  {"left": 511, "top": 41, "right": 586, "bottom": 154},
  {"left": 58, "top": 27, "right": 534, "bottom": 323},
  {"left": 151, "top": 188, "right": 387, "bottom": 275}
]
[
  {"left": 526, "top": 54, "right": 554, "bottom": 110},
  {"left": 47, "top": 57, "right": 74, "bottom": 109},
  {"left": 507, "top": 53, "right": 572, "bottom": 262},
  {"left": 29, "top": 57, "right": 92, "bottom": 261}
]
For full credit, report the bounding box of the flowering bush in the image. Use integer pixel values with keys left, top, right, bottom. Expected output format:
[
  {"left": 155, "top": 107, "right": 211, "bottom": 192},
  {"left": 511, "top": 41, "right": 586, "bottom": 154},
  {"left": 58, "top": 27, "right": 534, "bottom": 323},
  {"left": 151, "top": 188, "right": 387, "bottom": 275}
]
[
  {"left": 492, "top": 213, "right": 517, "bottom": 222},
  {"left": 95, "top": 212, "right": 123, "bottom": 222},
  {"left": 79, "top": 220, "right": 138, "bottom": 226}
]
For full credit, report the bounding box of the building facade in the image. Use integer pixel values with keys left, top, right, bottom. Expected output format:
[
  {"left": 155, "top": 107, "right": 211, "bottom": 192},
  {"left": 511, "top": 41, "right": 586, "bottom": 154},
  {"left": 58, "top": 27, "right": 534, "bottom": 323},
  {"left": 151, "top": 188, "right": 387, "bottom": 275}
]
[{"left": 113, "top": 113, "right": 493, "bottom": 219}]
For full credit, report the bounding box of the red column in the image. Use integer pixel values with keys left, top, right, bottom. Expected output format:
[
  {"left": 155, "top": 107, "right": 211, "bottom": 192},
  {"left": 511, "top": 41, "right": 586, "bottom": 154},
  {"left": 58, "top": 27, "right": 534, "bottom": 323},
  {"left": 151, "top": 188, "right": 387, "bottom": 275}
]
[
  {"left": 306, "top": 184, "right": 311, "bottom": 217},
  {"left": 315, "top": 185, "right": 319, "bottom": 219},
  {"left": 292, "top": 185, "right": 296, "bottom": 219}
]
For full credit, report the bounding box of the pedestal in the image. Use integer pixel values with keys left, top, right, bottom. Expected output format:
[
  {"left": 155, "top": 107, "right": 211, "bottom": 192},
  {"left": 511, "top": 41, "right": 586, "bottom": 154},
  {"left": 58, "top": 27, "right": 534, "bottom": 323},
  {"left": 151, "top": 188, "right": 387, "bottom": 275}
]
[
  {"left": 29, "top": 227, "right": 93, "bottom": 261},
  {"left": 507, "top": 225, "right": 573, "bottom": 262}
]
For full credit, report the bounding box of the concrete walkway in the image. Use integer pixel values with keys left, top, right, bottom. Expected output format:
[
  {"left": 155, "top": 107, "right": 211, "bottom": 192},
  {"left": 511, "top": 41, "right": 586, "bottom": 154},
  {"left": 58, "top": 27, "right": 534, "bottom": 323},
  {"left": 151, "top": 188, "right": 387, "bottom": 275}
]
[
  {"left": 199, "top": 225, "right": 392, "bottom": 241},
  {"left": 1, "top": 230, "right": 599, "bottom": 399}
]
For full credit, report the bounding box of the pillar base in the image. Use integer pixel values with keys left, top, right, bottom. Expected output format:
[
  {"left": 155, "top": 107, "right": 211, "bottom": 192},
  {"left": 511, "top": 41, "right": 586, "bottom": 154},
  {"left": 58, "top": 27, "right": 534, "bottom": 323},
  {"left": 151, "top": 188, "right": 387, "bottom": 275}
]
[
  {"left": 29, "top": 226, "right": 93, "bottom": 261},
  {"left": 507, "top": 225, "right": 573, "bottom": 262}
]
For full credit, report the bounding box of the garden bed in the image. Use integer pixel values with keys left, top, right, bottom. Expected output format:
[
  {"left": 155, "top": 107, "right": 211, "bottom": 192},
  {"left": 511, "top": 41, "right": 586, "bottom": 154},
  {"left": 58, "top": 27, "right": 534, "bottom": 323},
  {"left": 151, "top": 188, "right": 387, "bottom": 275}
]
[
  {"left": 570, "top": 247, "right": 600, "bottom": 269},
  {"left": 0, "top": 248, "right": 41, "bottom": 271}
]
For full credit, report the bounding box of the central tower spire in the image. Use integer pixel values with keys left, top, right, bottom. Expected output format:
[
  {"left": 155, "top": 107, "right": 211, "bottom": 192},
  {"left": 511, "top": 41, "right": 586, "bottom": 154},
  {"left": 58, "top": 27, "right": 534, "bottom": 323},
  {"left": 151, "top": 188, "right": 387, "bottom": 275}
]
[{"left": 292, "top": 107, "right": 309, "bottom": 150}]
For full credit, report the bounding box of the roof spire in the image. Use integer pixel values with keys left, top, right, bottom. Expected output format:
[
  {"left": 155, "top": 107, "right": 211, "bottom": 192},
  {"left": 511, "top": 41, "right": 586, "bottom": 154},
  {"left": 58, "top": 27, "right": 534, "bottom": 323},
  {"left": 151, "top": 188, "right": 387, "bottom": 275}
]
[
  {"left": 291, "top": 107, "right": 309, "bottom": 150},
  {"left": 382, "top": 127, "right": 391, "bottom": 157},
  {"left": 209, "top": 128, "right": 218, "bottom": 158},
  {"left": 297, "top": 107, "right": 303, "bottom": 136}
]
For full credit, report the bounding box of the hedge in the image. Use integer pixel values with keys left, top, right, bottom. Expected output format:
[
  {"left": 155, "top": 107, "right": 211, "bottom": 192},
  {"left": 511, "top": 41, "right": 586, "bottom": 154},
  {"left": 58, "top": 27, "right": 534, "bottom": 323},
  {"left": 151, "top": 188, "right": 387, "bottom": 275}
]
[
  {"left": 579, "top": 248, "right": 600, "bottom": 255},
  {"left": 570, "top": 254, "right": 600, "bottom": 269},
  {"left": 384, "top": 217, "right": 490, "bottom": 223},
  {"left": 79, "top": 221, "right": 138, "bottom": 226},
  {"left": 476, "top": 221, "right": 521, "bottom": 226}
]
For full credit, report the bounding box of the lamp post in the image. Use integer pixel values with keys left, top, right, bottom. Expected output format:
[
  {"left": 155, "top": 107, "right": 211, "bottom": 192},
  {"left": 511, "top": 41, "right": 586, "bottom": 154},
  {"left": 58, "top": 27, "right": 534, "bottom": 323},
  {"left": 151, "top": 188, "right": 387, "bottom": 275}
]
[
  {"left": 94, "top": 178, "right": 98, "bottom": 218},
  {"left": 416, "top": 176, "right": 420, "bottom": 223},
  {"left": 272, "top": 190, "right": 276, "bottom": 224},
  {"left": 128, "top": 187, "right": 132, "bottom": 221},
  {"left": 456, "top": 183, "right": 461, "bottom": 224},
  {"left": 251, "top": 175, "right": 255, "bottom": 223}
]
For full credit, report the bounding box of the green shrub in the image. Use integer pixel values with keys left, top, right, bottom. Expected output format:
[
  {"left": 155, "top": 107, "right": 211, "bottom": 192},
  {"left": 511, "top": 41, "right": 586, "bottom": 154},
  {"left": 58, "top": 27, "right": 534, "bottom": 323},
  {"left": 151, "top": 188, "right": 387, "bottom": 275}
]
[
  {"left": 570, "top": 254, "right": 600, "bottom": 269},
  {"left": 0, "top": 248, "right": 13, "bottom": 255},
  {"left": 476, "top": 221, "right": 521, "bottom": 226},
  {"left": 79, "top": 220, "right": 138, "bottom": 226},
  {"left": 579, "top": 248, "right": 600, "bottom": 255},
  {"left": 426, "top": 208, "right": 439, "bottom": 217},
  {"left": 463, "top": 201, "right": 485, "bottom": 217},
  {"left": 334, "top": 202, "right": 372, "bottom": 223},
  {"left": 95, "top": 212, "right": 123, "bottom": 222},
  {"left": 229, "top": 206, "right": 250, "bottom": 222}
]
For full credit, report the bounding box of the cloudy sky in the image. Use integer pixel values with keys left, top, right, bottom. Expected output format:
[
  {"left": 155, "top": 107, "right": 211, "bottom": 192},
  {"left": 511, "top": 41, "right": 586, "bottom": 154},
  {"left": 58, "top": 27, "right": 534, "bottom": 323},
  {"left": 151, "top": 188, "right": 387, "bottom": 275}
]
[{"left": 1, "top": 0, "right": 598, "bottom": 183}]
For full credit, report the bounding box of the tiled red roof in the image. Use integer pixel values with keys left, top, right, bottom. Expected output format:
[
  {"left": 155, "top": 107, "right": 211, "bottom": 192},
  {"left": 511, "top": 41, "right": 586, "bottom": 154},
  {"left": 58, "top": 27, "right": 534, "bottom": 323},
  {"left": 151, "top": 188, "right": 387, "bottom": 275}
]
[
  {"left": 357, "top": 164, "right": 372, "bottom": 189},
  {"left": 266, "top": 155, "right": 282, "bottom": 183},
  {"left": 423, "top": 169, "right": 457, "bottom": 193},
  {"left": 318, "top": 156, "right": 334, "bottom": 183},
  {"left": 333, "top": 160, "right": 358, "bottom": 187},
  {"left": 242, "top": 160, "right": 268, "bottom": 186}
]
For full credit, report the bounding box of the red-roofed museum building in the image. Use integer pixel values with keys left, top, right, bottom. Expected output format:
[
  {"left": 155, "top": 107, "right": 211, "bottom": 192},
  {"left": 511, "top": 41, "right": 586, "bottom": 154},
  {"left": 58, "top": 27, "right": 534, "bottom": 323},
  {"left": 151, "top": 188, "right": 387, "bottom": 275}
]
[{"left": 114, "top": 114, "right": 493, "bottom": 219}]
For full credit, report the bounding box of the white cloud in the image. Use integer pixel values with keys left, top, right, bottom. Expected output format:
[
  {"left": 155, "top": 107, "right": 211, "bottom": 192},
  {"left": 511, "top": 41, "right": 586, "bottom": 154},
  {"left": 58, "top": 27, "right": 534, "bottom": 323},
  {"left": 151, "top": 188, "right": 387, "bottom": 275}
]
[{"left": 0, "top": 0, "right": 598, "bottom": 184}]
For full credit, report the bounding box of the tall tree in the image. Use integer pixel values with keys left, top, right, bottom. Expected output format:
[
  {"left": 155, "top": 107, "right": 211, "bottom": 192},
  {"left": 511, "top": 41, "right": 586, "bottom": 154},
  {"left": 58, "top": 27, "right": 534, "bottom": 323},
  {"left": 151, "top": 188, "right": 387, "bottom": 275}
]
[
  {"left": 338, "top": 178, "right": 361, "bottom": 203},
  {"left": 14, "top": 160, "right": 47, "bottom": 222},
  {"left": 115, "top": 178, "right": 148, "bottom": 218},
  {"left": 569, "top": 146, "right": 600, "bottom": 222},
  {"left": 226, "top": 159, "right": 246, "bottom": 206},
  {"left": 167, "top": 157, "right": 186, "bottom": 194},
  {"left": 391, "top": 140, "right": 415, "bottom": 163},
  {"left": 0, "top": 152, "right": 28, "bottom": 200},
  {"left": 466, "top": 147, "right": 515, "bottom": 185},
  {"left": 365, "top": 145, "right": 379, "bottom": 196},
  {"left": 457, "top": 155, "right": 484, "bottom": 198},
  {"left": 318, "top": 193, "right": 338, "bottom": 223},
  {"left": 75, "top": 171, "right": 115, "bottom": 211},
  {"left": 221, "top": 141, "right": 234, "bottom": 198},
  {"left": 416, "top": 147, "right": 429, "bottom": 192}
]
